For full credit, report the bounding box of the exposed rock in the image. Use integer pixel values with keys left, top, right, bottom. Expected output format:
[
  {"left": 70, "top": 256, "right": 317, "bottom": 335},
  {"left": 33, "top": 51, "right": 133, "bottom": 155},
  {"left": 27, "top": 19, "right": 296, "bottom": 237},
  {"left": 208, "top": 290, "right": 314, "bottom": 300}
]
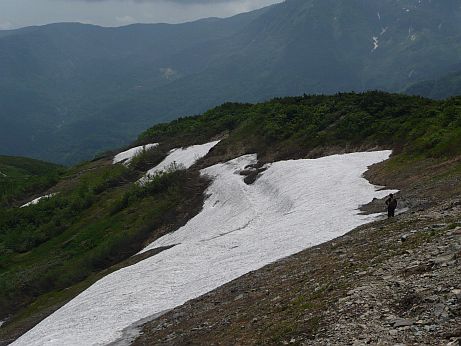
[{"left": 390, "top": 318, "right": 414, "bottom": 328}]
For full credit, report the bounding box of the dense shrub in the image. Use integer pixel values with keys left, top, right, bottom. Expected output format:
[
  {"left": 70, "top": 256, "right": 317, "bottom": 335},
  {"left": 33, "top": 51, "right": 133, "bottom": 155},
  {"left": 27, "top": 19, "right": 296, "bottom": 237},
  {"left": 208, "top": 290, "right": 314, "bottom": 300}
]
[{"left": 139, "top": 92, "right": 461, "bottom": 159}]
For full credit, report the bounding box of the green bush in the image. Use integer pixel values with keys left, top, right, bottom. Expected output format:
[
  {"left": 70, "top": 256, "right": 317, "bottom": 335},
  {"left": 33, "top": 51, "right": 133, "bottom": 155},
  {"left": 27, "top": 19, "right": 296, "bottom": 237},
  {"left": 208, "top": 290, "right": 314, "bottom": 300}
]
[{"left": 138, "top": 92, "right": 460, "bottom": 160}]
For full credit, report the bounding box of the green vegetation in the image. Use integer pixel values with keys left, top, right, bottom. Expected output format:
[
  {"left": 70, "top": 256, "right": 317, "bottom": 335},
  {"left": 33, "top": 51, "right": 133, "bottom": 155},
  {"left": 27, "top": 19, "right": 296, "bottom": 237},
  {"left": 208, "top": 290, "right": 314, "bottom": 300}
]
[
  {"left": 140, "top": 92, "right": 461, "bottom": 161},
  {"left": 0, "top": 156, "right": 64, "bottom": 208}
]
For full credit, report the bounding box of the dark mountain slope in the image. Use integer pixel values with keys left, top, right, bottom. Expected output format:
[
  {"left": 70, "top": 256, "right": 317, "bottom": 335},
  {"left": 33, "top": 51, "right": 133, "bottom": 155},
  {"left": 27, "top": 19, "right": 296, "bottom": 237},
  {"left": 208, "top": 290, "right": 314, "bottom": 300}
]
[
  {"left": 0, "top": 10, "right": 266, "bottom": 164},
  {"left": 83, "top": 0, "right": 461, "bottom": 158},
  {"left": 406, "top": 69, "right": 461, "bottom": 99},
  {"left": 177, "top": 0, "right": 461, "bottom": 95},
  {"left": 1, "top": 0, "right": 461, "bottom": 164}
]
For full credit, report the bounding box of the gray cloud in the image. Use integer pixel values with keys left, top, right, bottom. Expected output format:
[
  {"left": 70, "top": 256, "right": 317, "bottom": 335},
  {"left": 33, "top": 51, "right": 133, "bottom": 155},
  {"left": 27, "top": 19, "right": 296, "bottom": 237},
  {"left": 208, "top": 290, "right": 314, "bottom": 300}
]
[
  {"left": 1, "top": 0, "right": 282, "bottom": 29},
  {"left": 65, "top": 0, "right": 238, "bottom": 3}
]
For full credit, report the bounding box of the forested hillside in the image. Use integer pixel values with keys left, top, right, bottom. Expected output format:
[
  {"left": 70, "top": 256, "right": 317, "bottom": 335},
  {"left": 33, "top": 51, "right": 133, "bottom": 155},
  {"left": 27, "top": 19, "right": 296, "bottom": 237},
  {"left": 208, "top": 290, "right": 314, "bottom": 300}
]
[
  {"left": 1, "top": 0, "right": 461, "bottom": 164},
  {"left": 0, "top": 10, "right": 265, "bottom": 164}
]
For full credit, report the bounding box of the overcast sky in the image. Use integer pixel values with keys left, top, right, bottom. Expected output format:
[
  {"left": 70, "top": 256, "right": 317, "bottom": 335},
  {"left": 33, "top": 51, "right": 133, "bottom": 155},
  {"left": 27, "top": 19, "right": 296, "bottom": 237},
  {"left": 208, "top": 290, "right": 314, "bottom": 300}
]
[{"left": 0, "top": 0, "right": 283, "bottom": 30}]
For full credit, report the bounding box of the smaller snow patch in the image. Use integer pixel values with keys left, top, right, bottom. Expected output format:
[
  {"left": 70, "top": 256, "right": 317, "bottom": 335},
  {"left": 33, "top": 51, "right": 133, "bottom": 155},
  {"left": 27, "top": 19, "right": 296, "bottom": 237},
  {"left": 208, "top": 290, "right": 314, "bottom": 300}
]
[
  {"left": 372, "top": 36, "right": 379, "bottom": 51},
  {"left": 113, "top": 144, "right": 158, "bottom": 165},
  {"left": 139, "top": 140, "right": 220, "bottom": 184},
  {"left": 20, "top": 193, "right": 57, "bottom": 208}
]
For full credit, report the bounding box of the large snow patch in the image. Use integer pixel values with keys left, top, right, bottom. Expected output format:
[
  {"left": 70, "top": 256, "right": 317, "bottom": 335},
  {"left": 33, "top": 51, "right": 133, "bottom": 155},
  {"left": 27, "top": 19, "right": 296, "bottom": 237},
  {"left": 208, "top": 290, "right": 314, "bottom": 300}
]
[{"left": 13, "top": 151, "right": 397, "bottom": 346}]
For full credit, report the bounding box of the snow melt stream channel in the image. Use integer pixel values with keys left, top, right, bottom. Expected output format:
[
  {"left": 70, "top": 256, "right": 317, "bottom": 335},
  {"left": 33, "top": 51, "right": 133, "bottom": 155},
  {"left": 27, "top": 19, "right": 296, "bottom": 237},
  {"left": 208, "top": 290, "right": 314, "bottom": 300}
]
[{"left": 13, "top": 150, "right": 397, "bottom": 346}]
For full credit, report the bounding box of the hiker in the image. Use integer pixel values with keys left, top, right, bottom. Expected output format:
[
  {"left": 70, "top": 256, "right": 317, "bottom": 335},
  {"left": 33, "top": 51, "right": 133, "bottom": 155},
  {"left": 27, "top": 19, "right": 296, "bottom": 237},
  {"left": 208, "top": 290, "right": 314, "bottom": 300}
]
[{"left": 385, "top": 193, "right": 398, "bottom": 218}]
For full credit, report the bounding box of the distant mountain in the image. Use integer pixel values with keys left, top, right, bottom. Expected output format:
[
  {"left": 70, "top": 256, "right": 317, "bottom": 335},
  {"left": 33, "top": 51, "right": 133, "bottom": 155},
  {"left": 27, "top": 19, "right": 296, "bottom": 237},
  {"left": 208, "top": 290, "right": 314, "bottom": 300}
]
[
  {"left": 1, "top": 0, "right": 461, "bottom": 164},
  {"left": 0, "top": 11, "right": 266, "bottom": 164},
  {"left": 406, "top": 70, "right": 461, "bottom": 99}
]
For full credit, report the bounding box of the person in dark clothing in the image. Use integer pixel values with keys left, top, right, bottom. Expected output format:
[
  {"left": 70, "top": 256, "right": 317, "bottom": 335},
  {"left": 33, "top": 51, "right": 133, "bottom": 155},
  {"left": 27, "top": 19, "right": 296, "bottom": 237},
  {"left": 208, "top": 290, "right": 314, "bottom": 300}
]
[{"left": 385, "top": 193, "right": 398, "bottom": 218}]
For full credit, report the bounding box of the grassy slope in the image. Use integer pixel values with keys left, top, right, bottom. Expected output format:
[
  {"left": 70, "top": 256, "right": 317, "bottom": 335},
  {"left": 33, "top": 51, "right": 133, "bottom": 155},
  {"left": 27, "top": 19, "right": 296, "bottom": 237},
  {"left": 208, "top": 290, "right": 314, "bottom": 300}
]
[
  {"left": 1, "top": 91, "right": 461, "bottom": 344},
  {"left": 139, "top": 92, "right": 461, "bottom": 162},
  {"left": 0, "top": 156, "right": 63, "bottom": 207}
]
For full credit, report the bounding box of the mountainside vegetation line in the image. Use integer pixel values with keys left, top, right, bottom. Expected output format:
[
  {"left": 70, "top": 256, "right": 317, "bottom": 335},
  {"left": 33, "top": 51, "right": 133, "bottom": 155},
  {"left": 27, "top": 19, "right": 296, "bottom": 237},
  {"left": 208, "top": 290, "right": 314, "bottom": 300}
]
[
  {"left": 1, "top": 91, "right": 461, "bottom": 344},
  {"left": 0, "top": 156, "right": 64, "bottom": 208},
  {"left": 139, "top": 92, "right": 461, "bottom": 162},
  {"left": 1, "top": 0, "right": 461, "bottom": 164}
]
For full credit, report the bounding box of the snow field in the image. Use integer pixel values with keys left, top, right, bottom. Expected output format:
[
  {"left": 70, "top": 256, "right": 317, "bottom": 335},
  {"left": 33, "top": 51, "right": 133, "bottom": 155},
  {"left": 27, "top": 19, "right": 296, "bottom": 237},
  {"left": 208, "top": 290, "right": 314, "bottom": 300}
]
[
  {"left": 13, "top": 150, "right": 397, "bottom": 346},
  {"left": 112, "top": 144, "right": 159, "bottom": 165}
]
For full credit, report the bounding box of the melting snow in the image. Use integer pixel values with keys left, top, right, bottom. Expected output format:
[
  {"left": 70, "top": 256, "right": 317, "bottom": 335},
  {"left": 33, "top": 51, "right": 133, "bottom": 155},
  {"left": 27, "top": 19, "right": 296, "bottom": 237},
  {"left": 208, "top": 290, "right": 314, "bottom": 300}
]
[
  {"left": 13, "top": 150, "right": 397, "bottom": 346},
  {"left": 113, "top": 144, "right": 159, "bottom": 165},
  {"left": 20, "top": 194, "right": 57, "bottom": 208},
  {"left": 372, "top": 36, "right": 379, "bottom": 51},
  {"left": 139, "top": 140, "right": 220, "bottom": 184}
]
